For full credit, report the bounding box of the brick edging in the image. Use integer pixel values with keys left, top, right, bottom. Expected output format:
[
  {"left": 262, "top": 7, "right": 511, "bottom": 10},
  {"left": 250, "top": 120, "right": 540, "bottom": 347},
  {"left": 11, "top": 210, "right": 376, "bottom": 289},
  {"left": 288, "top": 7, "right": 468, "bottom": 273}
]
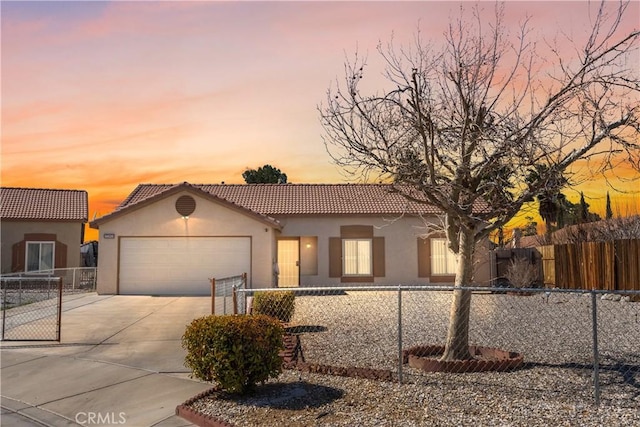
[
  {"left": 176, "top": 333, "right": 397, "bottom": 426},
  {"left": 176, "top": 388, "right": 235, "bottom": 427},
  {"left": 292, "top": 362, "right": 395, "bottom": 382}
]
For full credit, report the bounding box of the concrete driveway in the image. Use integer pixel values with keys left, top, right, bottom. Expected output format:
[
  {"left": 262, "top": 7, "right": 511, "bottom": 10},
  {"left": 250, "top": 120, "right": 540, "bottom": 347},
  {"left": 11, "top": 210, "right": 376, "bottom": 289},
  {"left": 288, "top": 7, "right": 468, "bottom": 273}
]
[{"left": 1, "top": 294, "right": 213, "bottom": 426}]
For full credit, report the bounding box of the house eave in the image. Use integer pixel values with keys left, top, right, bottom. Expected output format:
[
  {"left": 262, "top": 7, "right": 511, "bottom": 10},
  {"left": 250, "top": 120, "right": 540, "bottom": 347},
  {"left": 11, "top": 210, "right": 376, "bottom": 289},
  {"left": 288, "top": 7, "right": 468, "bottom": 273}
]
[{"left": 90, "top": 183, "right": 282, "bottom": 231}]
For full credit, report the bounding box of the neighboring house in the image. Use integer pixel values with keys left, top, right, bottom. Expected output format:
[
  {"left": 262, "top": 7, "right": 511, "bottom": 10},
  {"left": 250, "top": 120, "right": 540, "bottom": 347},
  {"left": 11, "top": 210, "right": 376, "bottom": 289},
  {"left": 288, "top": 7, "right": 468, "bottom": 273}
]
[
  {"left": 0, "top": 187, "right": 89, "bottom": 274},
  {"left": 81, "top": 240, "right": 99, "bottom": 267},
  {"left": 90, "top": 182, "right": 492, "bottom": 295}
]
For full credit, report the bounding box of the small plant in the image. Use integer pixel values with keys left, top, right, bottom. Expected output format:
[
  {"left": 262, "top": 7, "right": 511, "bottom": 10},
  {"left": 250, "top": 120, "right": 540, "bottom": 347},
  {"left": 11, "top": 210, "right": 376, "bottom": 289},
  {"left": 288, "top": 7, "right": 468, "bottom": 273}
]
[
  {"left": 252, "top": 290, "right": 295, "bottom": 323},
  {"left": 504, "top": 257, "right": 539, "bottom": 288},
  {"left": 182, "top": 314, "right": 284, "bottom": 394}
]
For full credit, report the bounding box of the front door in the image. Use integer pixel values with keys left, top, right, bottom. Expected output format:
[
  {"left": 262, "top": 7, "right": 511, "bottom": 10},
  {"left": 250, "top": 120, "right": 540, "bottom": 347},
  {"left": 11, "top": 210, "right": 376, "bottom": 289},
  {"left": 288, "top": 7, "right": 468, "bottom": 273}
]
[{"left": 277, "top": 239, "right": 299, "bottom": 287}]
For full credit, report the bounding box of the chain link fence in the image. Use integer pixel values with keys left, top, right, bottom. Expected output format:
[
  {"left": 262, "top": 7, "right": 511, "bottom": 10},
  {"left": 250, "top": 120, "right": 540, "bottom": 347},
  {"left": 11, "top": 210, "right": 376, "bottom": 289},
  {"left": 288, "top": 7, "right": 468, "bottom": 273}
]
[
  {"left": 236, "top": 286, "right": 640, "bottom": 407},
  {"left": 1, "top": 267, "right": 97, "bottom": 341}
]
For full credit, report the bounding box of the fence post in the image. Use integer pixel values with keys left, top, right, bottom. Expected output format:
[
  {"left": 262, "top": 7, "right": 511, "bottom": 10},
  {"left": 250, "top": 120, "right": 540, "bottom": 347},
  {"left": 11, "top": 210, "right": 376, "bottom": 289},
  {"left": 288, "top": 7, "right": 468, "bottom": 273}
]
[
  {"left": 56, "top": 277, "right": 63, "bottom": 342},
  {"left": 72, "top": 268, "right": 76, "bottom": 291},
  {"left": 232, "top": 285, "right": 238, "bottom": 315},
  {"left": 241, "top": 272, "right": 247, "bottom": 314},
  {"left": 223, "top": 283, "right": 228, "bottom": 314},
  {"left": 210, "top": 278, "right": 216, "bottom": 315},
  {"left": 2, "top": 282, "right": 6, "bottom": 340},
  {"left": 591, "top": 290, "right": 601, "bottom": 405},
  {"left": 398, "top": 285, "right": 403, "bottom": 384}
]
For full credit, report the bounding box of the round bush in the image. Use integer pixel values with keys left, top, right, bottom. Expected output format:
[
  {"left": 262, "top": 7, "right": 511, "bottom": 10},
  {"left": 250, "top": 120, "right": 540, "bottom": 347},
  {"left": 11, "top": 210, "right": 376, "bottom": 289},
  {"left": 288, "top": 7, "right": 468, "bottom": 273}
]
[
  {"left": 252, "top": 290, "right": 295, "bottom": 323},
  {"left": 182, "top": 314, "right": 284, "bottom": 394}
]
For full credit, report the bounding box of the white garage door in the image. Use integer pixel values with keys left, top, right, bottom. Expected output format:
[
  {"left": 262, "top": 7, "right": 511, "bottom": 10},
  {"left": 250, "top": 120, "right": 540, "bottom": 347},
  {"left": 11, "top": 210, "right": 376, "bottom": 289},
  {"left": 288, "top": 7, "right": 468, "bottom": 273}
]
[{"left": 119, "top": 237, "right": 251, "bottom": 295}]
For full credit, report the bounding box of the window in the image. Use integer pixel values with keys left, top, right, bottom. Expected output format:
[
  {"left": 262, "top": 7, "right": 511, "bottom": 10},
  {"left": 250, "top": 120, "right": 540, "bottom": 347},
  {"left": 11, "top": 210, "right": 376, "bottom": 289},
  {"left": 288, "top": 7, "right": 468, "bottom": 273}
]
[
  {"left": 343, "top": 239, "right": 372, "bottom": 276},
  {"left": 329, "top": 226, "right": 385, "bottom": 282},
  {"left": 26, "top": 242, "right": 55, "bottom": 272},
  {"left": 430, "top": 238, "right": 456, "bottom": 275}
]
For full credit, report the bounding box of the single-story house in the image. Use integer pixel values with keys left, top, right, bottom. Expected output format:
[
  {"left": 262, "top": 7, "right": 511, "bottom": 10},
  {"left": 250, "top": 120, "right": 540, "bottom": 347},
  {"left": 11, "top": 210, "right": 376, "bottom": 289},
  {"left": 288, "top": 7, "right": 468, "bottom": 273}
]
[
  {"left": 90, "top": 182, "right": 492, "bottom": 295},
  {"left": 1, "top": 187, "right": 89, "bottom": 274}
]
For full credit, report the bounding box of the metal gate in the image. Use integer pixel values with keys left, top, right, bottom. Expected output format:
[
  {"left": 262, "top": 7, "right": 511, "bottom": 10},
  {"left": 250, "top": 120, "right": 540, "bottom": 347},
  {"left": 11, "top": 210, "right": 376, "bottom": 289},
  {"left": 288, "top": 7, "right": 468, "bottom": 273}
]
[{"left": 1, "top": 276, "right": 63, "bottom": 341}]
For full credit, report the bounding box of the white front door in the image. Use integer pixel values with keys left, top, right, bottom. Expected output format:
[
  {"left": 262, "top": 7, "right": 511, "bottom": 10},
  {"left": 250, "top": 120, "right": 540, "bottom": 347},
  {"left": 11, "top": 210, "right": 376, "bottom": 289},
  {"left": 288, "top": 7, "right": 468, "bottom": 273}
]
[{"left": 277, "top": 239, "right": 299, "bottom": 287}]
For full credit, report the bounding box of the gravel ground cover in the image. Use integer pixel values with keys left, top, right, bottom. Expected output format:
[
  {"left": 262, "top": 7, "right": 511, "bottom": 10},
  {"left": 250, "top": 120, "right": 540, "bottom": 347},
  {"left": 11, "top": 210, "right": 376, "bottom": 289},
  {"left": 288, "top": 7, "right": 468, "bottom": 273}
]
[{"left": 187, "top": 290, "right": 640, "bottom": 426}]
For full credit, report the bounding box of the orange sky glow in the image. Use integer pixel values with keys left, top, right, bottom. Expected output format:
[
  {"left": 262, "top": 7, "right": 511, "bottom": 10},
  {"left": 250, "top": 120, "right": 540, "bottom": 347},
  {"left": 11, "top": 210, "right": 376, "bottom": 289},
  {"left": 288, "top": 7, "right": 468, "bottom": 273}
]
[{"left": 2, "top": 1, "right": 638, "bottom": 242}]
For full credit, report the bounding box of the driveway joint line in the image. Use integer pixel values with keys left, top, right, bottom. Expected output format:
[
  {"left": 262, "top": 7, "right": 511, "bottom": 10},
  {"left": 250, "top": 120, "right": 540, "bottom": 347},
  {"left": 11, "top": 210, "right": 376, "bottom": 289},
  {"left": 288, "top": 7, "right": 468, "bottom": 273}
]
[
  {"left": 1, "top": 398, "right": 80, "bottom": 426},
  {"left": 0, "top": 354, "right": 48, "bottom": 369},
  {"left": 61, "top": 294, "right": 115, "bottom": 313},
  {"left": 34, "top": 371, "right": 156, "bottom": 407}
]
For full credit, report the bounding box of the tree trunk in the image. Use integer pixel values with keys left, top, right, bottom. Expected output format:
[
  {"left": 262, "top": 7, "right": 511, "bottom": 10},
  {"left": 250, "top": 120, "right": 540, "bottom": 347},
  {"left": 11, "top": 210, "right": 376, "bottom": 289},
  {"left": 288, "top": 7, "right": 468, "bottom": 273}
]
[{"left": 440, "top": 227, "right": 475, "bottom": 361}]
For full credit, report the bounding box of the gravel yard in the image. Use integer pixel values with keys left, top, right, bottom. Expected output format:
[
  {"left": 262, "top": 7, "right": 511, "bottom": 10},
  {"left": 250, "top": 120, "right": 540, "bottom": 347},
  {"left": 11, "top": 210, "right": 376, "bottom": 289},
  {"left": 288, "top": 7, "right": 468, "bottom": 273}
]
[{"left": 187, "top": 289, "right": 640, "bottom": 426}]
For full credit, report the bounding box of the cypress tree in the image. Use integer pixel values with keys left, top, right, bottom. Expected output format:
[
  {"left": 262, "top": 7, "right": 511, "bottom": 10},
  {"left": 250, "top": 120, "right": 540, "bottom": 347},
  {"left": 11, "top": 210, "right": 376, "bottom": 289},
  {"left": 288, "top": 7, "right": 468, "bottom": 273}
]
[
  {"left": 606, "top": 192, "right": 613, "bottom": 219},
  {"left": 579, "top": 192, "right": 589, "bottom": 223}
]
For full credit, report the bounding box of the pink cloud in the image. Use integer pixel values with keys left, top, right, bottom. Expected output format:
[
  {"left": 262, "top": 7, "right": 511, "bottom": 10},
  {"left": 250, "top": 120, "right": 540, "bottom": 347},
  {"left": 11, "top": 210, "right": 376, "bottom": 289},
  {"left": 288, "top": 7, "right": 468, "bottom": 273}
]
[{"left": 2, "top": 0, "right": 638, "bottom": 227}]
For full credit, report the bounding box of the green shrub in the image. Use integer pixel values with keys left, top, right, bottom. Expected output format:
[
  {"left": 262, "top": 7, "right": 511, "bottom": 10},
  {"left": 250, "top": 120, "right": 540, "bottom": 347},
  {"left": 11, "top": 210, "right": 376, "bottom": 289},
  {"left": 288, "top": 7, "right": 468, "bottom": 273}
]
[
  {"left": 252, "top": 290, "right": 295, "bottom": 323},
  {"left": 181, "top": 314, "right": 284, "bottom": 394}
]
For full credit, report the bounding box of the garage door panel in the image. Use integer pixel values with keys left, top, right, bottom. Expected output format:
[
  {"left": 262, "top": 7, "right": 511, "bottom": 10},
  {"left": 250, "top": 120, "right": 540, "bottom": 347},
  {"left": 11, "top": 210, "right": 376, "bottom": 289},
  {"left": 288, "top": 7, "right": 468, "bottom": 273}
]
[{"left": 119, "top": 237, "right": 250, "bottom": 295}]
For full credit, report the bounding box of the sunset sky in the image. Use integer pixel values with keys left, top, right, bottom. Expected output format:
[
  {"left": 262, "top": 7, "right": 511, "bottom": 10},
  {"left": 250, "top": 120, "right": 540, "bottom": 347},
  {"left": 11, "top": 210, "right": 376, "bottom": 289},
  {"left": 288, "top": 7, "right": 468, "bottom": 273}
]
[{"left": 2, "top": 1, "right": 639, "bottom": 241}]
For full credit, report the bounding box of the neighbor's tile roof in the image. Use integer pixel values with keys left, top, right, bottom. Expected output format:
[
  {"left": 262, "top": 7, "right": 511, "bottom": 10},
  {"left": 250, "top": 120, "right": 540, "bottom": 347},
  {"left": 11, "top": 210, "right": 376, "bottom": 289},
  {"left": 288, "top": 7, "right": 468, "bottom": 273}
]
[
  {"left": 117, "top": 183, "right": 443, "bottom": 216},
  {"left": 0, "top": 187, "right": 88, "bottom": 221}
]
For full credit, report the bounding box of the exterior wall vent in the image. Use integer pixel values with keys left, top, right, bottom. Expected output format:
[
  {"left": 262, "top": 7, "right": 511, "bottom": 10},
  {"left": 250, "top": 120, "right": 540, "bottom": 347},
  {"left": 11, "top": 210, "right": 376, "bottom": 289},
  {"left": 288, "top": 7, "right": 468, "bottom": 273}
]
[{"left": 176, "top": 195, "right": 196, "bottom": 217}]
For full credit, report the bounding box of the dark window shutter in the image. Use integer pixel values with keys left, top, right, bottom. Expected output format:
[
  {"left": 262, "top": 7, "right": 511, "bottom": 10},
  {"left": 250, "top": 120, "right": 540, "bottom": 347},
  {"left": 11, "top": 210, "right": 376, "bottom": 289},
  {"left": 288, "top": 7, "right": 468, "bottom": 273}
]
[
  {"left": 55, "top": 241, "right": 68, "bottom": 268},
  {"left": 329, "top": 237, "right": 342, "bottom": 277},
  {"left": 12, "top": 240, "right": 26, "bottom": 272},
  {"left": 373, "top": 237, "right": 385, "bottom": 277},
  {"left": 417, "top": 238, "right": 430, "bottom": 278}
]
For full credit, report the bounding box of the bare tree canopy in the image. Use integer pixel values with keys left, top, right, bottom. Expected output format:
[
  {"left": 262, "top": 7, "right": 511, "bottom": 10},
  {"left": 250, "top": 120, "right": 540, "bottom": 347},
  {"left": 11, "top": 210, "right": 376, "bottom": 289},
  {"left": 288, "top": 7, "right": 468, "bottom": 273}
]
[
  {"left": 320, "top": 1, "right": 639, "bottom": 361},
  {"left": 321, "top": 1, "right": 638, "bottom": 245}
]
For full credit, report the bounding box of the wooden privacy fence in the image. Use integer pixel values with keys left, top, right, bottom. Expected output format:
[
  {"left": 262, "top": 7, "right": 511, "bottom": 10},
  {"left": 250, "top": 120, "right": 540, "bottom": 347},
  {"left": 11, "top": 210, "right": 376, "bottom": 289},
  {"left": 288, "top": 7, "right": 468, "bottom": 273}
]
[{"left": 541, "top": 239, "right": 640, "bottom": 291}]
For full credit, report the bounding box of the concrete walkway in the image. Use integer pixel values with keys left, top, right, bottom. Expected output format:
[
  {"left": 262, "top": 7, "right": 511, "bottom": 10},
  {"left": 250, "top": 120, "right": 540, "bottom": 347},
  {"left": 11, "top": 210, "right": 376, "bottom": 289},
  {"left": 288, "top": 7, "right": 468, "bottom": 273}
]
[{"left": 1, "top": 294, "right": 213, "bottom": 426}]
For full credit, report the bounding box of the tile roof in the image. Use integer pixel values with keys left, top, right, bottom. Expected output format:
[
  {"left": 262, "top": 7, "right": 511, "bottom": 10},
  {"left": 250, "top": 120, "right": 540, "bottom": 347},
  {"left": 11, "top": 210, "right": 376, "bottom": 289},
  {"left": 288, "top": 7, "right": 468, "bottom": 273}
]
[
  {"left": 116, "top": 183, "right": 443, "bottom": 216},
  {"left": 0, "top": 187, "right": 88, "bottom": 221}
]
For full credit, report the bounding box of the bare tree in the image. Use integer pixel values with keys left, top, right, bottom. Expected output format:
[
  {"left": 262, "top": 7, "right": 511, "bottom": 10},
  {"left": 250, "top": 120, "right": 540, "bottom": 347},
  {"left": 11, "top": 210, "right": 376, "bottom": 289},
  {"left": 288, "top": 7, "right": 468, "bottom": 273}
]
[{"left": 320, "top": 1, "right": 639, "bottom": 361}]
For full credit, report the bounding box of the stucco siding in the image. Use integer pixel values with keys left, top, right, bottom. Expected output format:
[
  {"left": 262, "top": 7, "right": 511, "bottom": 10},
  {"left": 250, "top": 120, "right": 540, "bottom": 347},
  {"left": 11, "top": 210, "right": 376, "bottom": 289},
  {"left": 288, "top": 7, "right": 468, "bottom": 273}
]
[
  {"left": 276, "top": 215, "right": 492, "bottom": 287},
  {"left": 93, "top": 189, "right": 492, "bottom": 294},
  {"left": 95, "top": 191, "right": 276, "bottom": 294},
  {"left": 1, "top": 221, "right": 83, "bottom": 273}
]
